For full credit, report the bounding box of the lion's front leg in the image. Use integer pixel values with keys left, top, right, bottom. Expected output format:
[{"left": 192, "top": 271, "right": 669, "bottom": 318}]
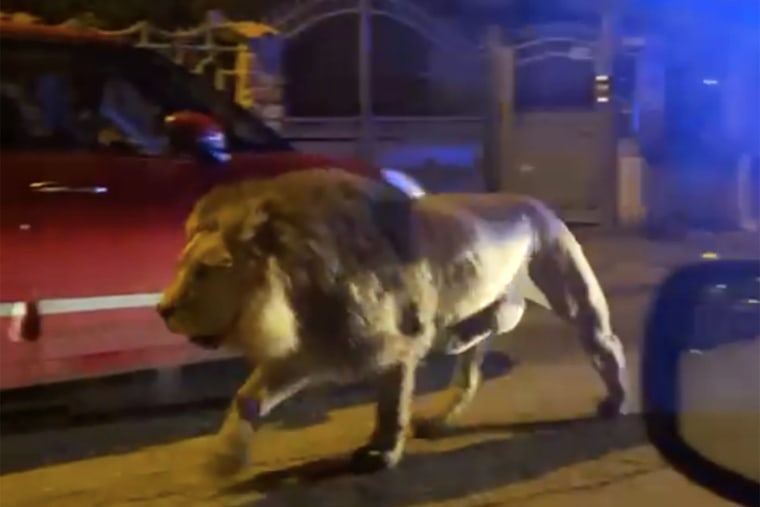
[
  {"left": 352, "top": 359, "right": 417, "bottom": 472},
  {"left": 206, "top": 360, "right": 312, "bottom": 477}
]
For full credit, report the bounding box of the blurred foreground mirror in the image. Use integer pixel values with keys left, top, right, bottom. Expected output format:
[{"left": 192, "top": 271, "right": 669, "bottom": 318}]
[
  {"left": 164, "top": 111, "right": 231, "bottom": 165},
  {"left": 643, "top": 260, "right": 760, "bottom": 506}
]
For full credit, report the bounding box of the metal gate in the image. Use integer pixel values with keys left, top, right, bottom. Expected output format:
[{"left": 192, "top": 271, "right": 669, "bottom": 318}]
[
  {"left": 483, "top": 22, "right": 619, "bottom": 224},
  {"left": 262, "top": 0, "right": 482, "bottom": 163},
  {"left": 509, "top": 110, "right": 606, "bottom": 222},
  {"left": 265, "top": 5, "right": 617, "bottom": 219}
]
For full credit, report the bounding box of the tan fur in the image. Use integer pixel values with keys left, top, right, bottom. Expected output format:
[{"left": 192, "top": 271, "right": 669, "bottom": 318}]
[{"left": 157, "top": 168, "right": 628, "bottom": 475}]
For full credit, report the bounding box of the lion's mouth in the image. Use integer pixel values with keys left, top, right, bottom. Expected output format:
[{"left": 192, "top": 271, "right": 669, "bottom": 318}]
[{"left": 188, "top": 334, "right": 223, "bottom": 350}]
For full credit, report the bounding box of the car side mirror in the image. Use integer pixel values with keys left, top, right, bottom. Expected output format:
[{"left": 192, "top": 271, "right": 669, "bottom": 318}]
[
  {"left": 642, "top": 259, "right": 760, "bottom": 506},
  {"left": 164, "top": 111, "right": 231, "bottom": 165}
]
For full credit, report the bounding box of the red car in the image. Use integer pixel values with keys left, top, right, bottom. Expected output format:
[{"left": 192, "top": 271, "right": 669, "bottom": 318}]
[{"left": 0, "top": 22, "right": 417, "bottom": 391}]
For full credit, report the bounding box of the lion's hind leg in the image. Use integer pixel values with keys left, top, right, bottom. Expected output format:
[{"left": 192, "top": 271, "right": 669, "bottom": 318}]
[
  {"left": 442, "top": 293, "right": 526, "bottom": 354},
  {"left": 415, "top": 294, "right": 526, "bottom": 439},
  {"left": 414, "top": 340, "right": 489, "bottom": 439},
  {"left": 527, "top": 227, "right": 629, "bottom": 417}
]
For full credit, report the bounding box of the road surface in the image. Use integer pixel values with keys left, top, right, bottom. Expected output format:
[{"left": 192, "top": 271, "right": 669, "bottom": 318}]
[{"left": 0, "top": 233, "right": 749, "bottom": 506}]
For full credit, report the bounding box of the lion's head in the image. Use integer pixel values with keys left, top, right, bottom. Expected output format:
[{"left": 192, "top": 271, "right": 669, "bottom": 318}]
[
  {"left": 157, "top": 169, "right": 417, "bottom": 357},
  {"left": 156, "top": 181, "right": 302, "bottom": 354}
]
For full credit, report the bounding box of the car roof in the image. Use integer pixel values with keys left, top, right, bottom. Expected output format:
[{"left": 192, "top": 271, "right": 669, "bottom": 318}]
[{"left": 0, "top": 21, "right": 124, "bottom": 45}]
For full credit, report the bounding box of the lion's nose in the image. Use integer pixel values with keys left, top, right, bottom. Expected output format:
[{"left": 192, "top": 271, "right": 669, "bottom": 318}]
[{"left": 156, "top": 302, "right": 176, "bottom": 320}]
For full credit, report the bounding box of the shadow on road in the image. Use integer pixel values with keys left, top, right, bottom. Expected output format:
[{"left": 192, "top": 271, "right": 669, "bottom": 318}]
[
  {"left": 225, "top": 415, "right": 646, "bottom": 507},
  {"left": 0, "top": 353, "right": 515, "bottom": 475},
  {"left": 273, "top": 351, "right": 515, "bottom": 430}
]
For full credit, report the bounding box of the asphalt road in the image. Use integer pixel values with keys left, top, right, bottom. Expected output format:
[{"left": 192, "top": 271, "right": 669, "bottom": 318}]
[
  {"left": 0, "top": 233, "right": 748, "bottom": 507},
  {"left": 0, "top": 352, "right": 733, "bottom": 507}
]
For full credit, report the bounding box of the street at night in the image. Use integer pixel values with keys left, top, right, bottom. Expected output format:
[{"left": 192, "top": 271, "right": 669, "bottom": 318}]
[
  {"left": 1, "top": 0, "right": 758, "bottom": 503},
  {"left": 1, "top": 233, "right": 749, "bottom": 507}
]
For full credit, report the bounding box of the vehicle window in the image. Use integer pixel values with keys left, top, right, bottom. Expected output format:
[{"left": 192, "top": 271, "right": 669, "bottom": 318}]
[
  {"left": 0, "top": 39, "right": 290, "bottom": 154},
  {"left": 106, "top": 45, "right": 290, "bottom": 152},
  {"left": 98, "top": 75, "right": 167, "bottom": 155},
  {"left": 0, "top": 40, "right": 134, "bottom": 152},
  {"left": 0, "top": 90, "right": 26, "bottom": 148}
]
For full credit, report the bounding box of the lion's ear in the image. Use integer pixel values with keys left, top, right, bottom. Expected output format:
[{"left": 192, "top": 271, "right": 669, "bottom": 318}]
[{"left": 237, "top": 200, "right": 285, "bottom": 253}]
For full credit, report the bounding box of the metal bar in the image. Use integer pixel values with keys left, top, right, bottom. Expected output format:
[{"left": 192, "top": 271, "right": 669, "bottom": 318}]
[
  {"left": 285, "top": 115, "right": 483, "bottom": 123},
  {"left": 357, "top": 0, "right": 374, "bottom": 163},
  {"left": 596, "top": 0, "right": 621, "bottom": 228},
  {"left": 513, "top": 37, "right": 592, "bottom": 50},
  {"left": 481, "top": 26, "right": 515, "bottom": 193}
]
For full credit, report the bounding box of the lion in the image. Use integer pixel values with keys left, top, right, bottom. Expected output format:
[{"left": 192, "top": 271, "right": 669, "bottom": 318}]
[{"left": 156, "top": 168, "right": 629, "bottom": 476}]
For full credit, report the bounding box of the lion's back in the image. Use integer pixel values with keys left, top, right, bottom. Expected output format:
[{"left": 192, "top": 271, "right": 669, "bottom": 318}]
[{"left": 419, "top": 193, "right": 558, "bottom": 228}]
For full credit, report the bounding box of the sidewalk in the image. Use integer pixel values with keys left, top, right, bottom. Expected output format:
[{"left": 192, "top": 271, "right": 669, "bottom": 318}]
[{"left": 576, "top": 229, "right": 759, "bottom": 291}]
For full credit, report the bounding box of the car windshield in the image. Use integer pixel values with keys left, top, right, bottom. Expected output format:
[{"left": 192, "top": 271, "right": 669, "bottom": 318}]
[{"left": 0, "top": 38, "right": 289, "bottom": 154}]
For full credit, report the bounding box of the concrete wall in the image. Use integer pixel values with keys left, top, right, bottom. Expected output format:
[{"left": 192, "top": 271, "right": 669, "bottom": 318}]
[{"left": 646, "top": 164, "right": 759, "bottom": 232}]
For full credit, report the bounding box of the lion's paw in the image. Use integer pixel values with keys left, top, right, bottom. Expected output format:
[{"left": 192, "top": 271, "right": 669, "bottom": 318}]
[
  {"left": 350, "top": 445, "right": 402, "bottom": 473},
  {"left": 412, "top": 417, "right": 454, "bottom": 440},
  {"left": 596, "top": 396, "right": 628, "bottom": 419},
  {"left": 204, "top": 442, "right": 250, "bottom": 478},
  {"left": 204, "top": 449, "right": 248, "bottom": 478}
]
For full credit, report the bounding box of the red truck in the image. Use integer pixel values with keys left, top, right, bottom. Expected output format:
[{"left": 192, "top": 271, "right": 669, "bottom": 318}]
[{"left": 0, "top": 22, "right": 422, "bottom": 392}]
